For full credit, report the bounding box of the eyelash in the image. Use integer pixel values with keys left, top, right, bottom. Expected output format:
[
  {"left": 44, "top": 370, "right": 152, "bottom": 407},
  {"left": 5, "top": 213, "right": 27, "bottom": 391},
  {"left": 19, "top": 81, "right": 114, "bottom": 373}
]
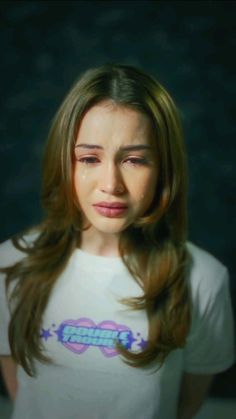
[
  {"left": 123, "top": 157, "right": 148, "bottom": 166},
  {"left": 76, "top": 156, "right": 149, "bottom": 166},
  {"left": 77, "top": 156, "right": 99, "bottom": 164}
]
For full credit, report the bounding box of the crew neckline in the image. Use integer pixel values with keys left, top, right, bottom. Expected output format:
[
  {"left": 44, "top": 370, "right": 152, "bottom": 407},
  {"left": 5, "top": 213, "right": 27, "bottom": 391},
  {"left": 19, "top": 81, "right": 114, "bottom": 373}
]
[{"left": 74, "top": 248, "right": 126, "bottom": 272}]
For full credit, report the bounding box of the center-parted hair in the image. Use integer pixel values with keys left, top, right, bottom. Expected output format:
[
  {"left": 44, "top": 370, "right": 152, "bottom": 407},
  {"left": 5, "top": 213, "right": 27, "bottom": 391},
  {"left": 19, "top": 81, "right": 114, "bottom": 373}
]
[
  {"left": 3, "top": 64, "right": 190, "bottom": 375},
  {"left": 43, "top": 64, "right": 187, "bottom": 238}
]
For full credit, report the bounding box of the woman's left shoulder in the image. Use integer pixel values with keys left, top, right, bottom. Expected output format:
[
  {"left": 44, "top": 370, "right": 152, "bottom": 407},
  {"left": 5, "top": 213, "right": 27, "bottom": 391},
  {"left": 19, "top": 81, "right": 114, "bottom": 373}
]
[
  {"left": 183, "top": 243, "right": 234, "bottom": 373},
  {"left": 186, "top": 242, "right": 229, "bottom": 297}
]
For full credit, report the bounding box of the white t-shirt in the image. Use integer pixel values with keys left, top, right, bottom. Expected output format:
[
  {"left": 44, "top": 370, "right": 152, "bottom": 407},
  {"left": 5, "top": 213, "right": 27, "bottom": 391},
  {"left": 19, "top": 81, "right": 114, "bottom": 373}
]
[{"left": 0, "top": 237, "right": 234, "bottom": 419}]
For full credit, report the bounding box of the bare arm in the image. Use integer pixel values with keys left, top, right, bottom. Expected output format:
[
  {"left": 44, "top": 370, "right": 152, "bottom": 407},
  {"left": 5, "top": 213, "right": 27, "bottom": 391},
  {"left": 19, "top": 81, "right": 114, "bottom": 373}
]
[
  {"left": 0, "top": 356, "right": 18, "bottom": 401},
  {"left": 177, "top": 372, "right": 214, "bottom": 419}
]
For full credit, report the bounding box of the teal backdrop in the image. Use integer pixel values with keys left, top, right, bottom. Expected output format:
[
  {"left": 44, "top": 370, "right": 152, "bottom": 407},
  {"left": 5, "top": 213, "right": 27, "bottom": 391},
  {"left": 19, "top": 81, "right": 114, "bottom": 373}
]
[{"left": 0, "top": 0, "right": 235, "bottom": 397}]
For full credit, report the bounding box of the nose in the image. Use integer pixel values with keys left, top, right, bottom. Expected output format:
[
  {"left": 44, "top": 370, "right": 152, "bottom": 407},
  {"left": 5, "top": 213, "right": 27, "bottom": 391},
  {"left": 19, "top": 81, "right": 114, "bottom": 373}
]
[{"left": 100, "top": 162, "right": 125, "bottom": 195}]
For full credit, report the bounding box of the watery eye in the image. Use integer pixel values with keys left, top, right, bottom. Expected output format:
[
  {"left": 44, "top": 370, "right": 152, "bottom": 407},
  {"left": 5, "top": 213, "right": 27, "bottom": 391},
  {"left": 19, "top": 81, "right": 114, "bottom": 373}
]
[
  {"left": 78, "top": 156, "right": 99, "bottom": 164},
  {"left": 124, "top": 157, "right": 148, "bottom": 166}
]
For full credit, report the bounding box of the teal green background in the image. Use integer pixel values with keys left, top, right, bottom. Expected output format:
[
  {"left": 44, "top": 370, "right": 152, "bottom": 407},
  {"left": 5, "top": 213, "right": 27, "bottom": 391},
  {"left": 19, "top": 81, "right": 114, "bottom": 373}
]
[{"left": 0, "top": 0, "right": 235, "bottom": 397}]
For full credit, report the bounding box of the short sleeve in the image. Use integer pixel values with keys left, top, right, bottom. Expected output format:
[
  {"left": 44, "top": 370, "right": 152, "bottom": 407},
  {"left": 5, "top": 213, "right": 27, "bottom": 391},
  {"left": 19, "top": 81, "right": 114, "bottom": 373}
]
[
  {"left": 183, "top": 265, "right": 235, "bottom": 374},
  {"left": 0, "top": 236, "right": 26, "bottom": 356},
  {"left": 0, "top": 274, "right": 11, "bottom": 355}
]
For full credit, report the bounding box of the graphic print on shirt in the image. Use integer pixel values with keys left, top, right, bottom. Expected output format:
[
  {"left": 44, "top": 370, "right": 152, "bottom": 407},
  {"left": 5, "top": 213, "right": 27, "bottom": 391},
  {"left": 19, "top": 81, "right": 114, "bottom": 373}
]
[{"left": 40, "top": 317, "right": 148, "bottom": 357}]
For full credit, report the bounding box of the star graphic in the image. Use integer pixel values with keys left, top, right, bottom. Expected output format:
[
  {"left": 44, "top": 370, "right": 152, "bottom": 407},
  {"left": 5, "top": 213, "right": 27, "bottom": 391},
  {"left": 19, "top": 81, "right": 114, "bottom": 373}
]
[
  {"left": 40, "top": 328, "right": 53, "bottom": 341},
  {"left": 138, "top": 338, "right": 148, "bottom": 350},
  {"left": 54, "top": 324, "right": 65, "bottom": 342}
]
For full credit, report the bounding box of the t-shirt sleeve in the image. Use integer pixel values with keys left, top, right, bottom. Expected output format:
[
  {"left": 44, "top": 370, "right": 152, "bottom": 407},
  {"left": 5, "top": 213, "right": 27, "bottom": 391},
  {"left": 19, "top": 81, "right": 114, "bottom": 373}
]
[
  {"left": 0, "top": 274, "right": 11, "bottom": 355},
  {"left": 0, "top": 232, "right": 38, "bottom": 356},
  {"left": 0, "top": 237, "right": 23, "bottom": 356},
  {"left": 183, "top": 265, "right": 235, "bottom": 374}
]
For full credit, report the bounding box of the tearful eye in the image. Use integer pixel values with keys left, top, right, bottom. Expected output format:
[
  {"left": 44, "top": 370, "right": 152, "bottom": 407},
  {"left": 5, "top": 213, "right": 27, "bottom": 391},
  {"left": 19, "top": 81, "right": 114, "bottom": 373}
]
[
  {"left": 123, "top": 157, "right": 149, "bottom": 166},
  {"left": 77, "top": 156, "right": 100, "bottom": 164}
]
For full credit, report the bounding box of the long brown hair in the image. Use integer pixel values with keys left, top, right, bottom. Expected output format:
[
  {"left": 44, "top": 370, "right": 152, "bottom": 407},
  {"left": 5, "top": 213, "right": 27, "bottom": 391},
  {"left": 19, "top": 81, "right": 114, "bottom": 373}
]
[{"left": 1, "top": 64, "right": 190, "bottom": 376}]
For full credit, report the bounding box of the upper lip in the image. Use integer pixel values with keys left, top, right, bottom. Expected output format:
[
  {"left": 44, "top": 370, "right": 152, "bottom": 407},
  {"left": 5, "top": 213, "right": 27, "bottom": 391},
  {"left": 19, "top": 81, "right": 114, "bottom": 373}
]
[{"left": 94, "top": 202, "right": 128, "bottom": 208}]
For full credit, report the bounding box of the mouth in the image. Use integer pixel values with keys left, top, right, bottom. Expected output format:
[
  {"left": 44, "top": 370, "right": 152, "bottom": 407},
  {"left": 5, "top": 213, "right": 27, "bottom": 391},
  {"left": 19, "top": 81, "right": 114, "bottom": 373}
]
[
  {"left": 93, "top": 202, "right": 128, "bottom": 217},
  {"left": 94, "top": 202, "right": 128, "bottom": 209}
]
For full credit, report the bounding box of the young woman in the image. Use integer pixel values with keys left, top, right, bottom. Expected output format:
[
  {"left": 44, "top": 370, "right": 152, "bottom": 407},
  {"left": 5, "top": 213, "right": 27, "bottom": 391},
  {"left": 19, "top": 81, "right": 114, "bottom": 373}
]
[{"left": 0, "top": 64, "right": 234, "bottom": 419}]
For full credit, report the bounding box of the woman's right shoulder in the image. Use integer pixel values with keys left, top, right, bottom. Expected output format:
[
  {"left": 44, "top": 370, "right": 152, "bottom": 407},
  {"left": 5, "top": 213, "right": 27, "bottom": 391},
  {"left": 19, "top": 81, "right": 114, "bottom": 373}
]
[{"left": 0, "top": 229, "right": 39, "bottom": 269}]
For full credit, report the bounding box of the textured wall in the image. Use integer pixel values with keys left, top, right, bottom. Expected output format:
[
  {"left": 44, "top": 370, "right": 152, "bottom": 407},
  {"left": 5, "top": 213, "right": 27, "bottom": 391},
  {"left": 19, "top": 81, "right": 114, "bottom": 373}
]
[{"left": 0, "top": 0, "right": 235, "bottom": 395}]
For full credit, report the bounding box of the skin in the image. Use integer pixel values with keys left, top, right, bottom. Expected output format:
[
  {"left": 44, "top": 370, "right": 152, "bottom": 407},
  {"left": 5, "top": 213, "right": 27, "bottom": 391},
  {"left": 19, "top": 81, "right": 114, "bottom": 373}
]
[
  {"left": 0, "top": 356, "right": 18, "bottom": 401},
  {"left": 74, "top": 101, "right": 159, "bottom": 256},
  {"left": 177, "top": 373, "right": 214, "bottom": 419}
]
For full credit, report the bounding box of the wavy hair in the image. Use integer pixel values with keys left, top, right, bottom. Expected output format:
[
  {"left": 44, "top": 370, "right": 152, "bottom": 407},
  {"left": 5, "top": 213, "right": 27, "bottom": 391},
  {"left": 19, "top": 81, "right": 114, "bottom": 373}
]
[{"left": 2, "top": 64, "right": 190, "bottom": 376}]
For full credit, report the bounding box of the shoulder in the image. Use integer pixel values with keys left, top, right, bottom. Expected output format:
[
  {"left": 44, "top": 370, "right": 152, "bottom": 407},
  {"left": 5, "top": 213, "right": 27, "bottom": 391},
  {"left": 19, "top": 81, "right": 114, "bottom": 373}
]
[
  {"left": 0, "top": 229, "right": 39, "bottom": 269},
  {"left": 0, "top": 238, "right": 23, "bottom": 269},
  {"left": 186, "top": 242, "right": 229, "bottom": 300},
  {"left": 184, "top": 243, "right": 234, "bottom": 373}
]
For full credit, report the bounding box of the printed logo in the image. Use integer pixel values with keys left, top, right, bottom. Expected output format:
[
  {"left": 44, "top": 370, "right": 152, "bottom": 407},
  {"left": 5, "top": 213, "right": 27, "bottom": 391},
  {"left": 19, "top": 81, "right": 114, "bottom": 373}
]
[{"left": 40, "top": 317, "right": 147, "bottom": 357}]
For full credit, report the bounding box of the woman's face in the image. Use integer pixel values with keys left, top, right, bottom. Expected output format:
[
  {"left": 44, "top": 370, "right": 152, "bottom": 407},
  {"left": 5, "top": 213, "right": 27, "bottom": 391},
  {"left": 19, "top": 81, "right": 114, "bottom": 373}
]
[{"left": 74, "top": 101, "right": 158, "bottom": 238}]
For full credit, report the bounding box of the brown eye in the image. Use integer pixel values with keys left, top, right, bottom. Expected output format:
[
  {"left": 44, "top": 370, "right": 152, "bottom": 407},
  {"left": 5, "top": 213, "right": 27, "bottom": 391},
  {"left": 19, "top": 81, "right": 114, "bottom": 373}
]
[
  {"left": 78, "top": 156, "right": 100, "bottom": 164},
  {"left": 123, "top": 157, "right": 149, "bottom": 166}
]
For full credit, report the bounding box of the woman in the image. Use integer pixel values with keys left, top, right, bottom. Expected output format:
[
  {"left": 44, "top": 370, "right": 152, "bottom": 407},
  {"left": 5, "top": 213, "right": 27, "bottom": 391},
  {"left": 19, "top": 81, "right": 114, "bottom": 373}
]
[{"left": 0, "top": 63, "right": 234, "bottom": 419}]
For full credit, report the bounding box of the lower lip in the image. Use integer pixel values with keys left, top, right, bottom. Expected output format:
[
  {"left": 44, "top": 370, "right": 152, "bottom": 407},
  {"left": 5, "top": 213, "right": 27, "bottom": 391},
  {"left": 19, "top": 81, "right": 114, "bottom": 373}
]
[{"left": 93, "top": 205, "right": 127, "bottom": 217}]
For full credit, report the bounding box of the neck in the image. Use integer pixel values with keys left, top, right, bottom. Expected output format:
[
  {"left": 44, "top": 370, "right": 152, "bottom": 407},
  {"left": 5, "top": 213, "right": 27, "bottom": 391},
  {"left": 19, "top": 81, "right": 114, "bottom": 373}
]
[{"left": 80, "top": 228, "right": 120, "bottom": 257}]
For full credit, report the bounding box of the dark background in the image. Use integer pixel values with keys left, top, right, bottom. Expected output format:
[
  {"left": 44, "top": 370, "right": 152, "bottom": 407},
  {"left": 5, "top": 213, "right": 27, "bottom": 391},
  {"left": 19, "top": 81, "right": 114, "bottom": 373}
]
[{"left": 0, "top": 0, "right": 235, "bottom": 398}]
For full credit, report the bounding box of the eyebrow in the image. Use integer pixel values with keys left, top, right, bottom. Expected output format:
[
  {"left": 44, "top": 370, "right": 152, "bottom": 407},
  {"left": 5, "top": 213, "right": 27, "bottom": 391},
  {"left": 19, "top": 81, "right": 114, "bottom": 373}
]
[{"left": 74, "top": 144, "right": 152, "bottom": 151}]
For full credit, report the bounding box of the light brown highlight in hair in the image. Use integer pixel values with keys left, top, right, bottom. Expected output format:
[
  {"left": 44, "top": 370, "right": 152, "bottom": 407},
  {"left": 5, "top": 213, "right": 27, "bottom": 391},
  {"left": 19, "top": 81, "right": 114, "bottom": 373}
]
[{"left": 1, "top": 63, "right": 190, "bottom": 376}]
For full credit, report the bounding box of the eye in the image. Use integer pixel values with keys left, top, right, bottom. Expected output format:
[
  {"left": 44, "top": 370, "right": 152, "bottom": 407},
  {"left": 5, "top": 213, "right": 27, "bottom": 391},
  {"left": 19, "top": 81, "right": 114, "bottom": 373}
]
[
  {"left": 123, "top": 157, "right": 149, "bottom": 166},
  {"left": 77, "top": 156, "right": 100, "bottom": 164}
]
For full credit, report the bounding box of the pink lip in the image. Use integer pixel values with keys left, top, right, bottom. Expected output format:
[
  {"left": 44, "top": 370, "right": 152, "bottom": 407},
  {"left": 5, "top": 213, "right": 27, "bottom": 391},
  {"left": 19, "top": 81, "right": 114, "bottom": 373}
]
[
  {"left": 93, "top": 202, "right": 128, "bottom": 218},
  {"left": 94, "top": 202, "right": 127, "bottom": 209}
]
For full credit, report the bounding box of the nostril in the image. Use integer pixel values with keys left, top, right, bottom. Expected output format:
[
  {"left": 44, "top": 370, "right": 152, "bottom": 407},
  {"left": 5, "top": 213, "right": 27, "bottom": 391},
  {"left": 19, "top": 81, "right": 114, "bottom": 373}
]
[
  {"left": 101, "top": 183, "right": 125, "bottom": 194},
  {"left": 100, "top": 165, "right": 125, "bottom": 195}
]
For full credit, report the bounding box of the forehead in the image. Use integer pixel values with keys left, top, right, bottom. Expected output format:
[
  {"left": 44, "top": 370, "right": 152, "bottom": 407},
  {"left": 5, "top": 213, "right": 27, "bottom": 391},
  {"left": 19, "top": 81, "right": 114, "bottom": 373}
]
[{"left": 76, "top": 101, "right": 155, "bottom": 147}]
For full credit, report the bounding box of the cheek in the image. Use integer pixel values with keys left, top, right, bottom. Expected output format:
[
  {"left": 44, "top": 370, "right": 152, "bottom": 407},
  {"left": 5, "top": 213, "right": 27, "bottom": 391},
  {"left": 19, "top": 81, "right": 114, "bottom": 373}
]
[
  {"left": 137, "top": 170, "right": 158, "bottom": 194},
  {"left": 139, "top": 171, "right": 158, "bottom": 206},
  {"left": 74, "top": 165, "right": 89, "bottom": 182},
  {"left": 131, "top": 184, "right": 155, "bottom": 211},
  {"left": 74, "top": 166, "right": 91, "bottom": 194},
  {"left": 73, "top": 169, "right": 84, "bottom": 201}
]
